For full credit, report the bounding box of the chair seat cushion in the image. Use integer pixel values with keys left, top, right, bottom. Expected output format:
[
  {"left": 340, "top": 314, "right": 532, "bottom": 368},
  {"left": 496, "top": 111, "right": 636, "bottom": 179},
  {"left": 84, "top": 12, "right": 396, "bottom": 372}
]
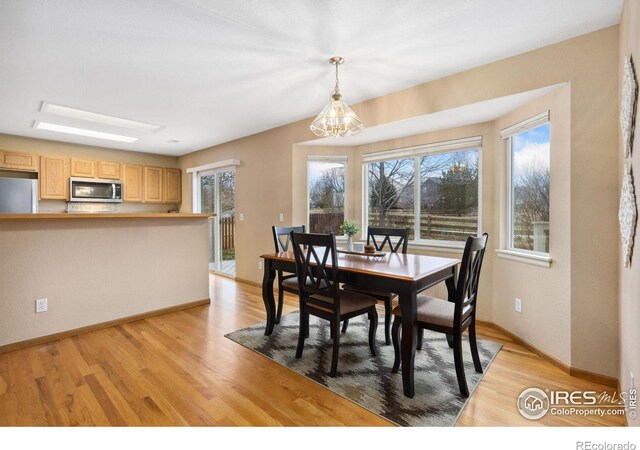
[
  {"left": 392, "top": 295, "right": 468, "bottom": 328},
  {"left": 309, "top": 290, "right": 377, "bottom": 315},
  {"left": 342, "top": 283, "right": 396, "bottom": 301},
  {"left": 282, "top": 277, "right": 326, "bottom": 292}
]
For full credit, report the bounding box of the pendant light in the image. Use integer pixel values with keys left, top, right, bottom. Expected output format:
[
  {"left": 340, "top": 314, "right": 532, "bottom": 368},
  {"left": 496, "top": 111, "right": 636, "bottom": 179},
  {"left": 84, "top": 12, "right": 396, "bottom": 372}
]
[{"left": 310, "top": 56, "right": 364, "bottom": 138}]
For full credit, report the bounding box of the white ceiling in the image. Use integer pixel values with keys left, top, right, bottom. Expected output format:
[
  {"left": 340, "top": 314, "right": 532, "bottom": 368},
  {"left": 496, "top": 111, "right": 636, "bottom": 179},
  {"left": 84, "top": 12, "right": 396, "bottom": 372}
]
[{"left": 0, "top": 0, "right": 622, "bottom": 156}]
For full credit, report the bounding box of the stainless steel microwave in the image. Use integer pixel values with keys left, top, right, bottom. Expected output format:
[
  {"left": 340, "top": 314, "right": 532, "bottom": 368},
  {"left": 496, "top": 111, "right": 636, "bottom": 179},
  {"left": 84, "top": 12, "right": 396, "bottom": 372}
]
[{"left": 69, "top": 177, "right": 123, "bottom": 203}]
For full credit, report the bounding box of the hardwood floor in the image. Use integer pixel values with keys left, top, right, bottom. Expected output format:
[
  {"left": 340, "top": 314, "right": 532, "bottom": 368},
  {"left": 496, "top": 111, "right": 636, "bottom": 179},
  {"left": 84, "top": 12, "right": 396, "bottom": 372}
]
[{"left": 0, "top": 274, "right": 626, "bottom": 426}]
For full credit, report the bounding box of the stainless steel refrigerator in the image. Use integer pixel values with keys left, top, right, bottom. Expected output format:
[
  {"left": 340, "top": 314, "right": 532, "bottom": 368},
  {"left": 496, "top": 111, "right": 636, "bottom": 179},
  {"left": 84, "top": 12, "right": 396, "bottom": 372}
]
[{"left": 0, "top": 177, "right": 38, "bottom": 213}]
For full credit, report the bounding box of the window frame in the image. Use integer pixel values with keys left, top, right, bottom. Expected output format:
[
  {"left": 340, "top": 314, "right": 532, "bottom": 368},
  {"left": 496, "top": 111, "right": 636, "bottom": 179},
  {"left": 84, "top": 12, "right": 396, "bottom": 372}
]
[
  {"left": 503, "top": 112, "right": 551, "bottom": 259},
  {"left": 307, "top": 155, "right": 348, "bottom": 236},
  {"left": 362, "top": 137, "right": 482, "bottom": 249}
]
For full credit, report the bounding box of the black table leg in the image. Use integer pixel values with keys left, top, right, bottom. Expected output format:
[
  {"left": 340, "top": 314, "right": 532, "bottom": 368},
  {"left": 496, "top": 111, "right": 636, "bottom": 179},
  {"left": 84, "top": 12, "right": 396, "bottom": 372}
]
[
  {"left": 399, "top": 283, "right": 418, "bottom": 398},
  {"left": 261, "top": 258, "right": 276, "bottom": 336},
  {"left": 445, "top": 266, "right": 456, "bottom": 348}
]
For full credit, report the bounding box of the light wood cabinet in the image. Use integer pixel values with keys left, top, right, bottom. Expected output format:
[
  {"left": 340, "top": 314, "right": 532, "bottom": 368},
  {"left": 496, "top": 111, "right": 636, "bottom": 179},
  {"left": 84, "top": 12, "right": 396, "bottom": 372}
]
[
  {"left": 1, "top": 151, "right": 39, "bottom": 172},
  {"left": 122, "top": 164, "right": 143, "bottom": 202},
  {"left": 97, "top": 161, "right": 121, "bottom": 179},
  {"left": 163, "top": 168, "right": 181, "bottom": 204},
  {"left": 40, "top": 156, "right": 69, "bottom": 200},
  {"left": 144, "top": 166, "right": 163, "bottom": 203},
  {"left": 70, "top": 158, "right": 96, "bottom": 178}
]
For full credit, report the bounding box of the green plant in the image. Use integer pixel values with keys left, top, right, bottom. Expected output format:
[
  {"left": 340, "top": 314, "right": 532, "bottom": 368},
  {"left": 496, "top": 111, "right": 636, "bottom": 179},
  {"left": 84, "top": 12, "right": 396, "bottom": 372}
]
[{"left": 339, "top": 220, "right": 360, "bottom": 237}]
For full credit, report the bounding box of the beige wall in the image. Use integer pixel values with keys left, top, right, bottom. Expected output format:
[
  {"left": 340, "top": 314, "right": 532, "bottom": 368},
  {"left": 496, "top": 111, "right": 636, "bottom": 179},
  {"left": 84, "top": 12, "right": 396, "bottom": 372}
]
[
  {"left": 493, "top": 86, "right": 572, "bottom": 365},
  {"left": 0, "top": 217, "right": 209, "bottom": 346},
  {"left": 619, "top": 0, "right": 639, "bottom": 426},
  {"left": 178, "top": 26, "right": 619, "bottom": 377},
  {"left": 0, "top": 133, "right": 180, "bottom": 212}
]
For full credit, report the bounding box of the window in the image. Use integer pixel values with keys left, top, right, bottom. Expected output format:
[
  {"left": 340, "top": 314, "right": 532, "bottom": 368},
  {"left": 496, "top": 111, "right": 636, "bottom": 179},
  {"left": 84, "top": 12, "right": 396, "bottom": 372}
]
[
  {"left": 505, "top": 116, "right": 550, "bottom": 254},
  {"left": 308, "top": 158, "right": 346, "bottom": 234},
  {"left": 364, "top": 137, "right": 481, "bottom": 246}
]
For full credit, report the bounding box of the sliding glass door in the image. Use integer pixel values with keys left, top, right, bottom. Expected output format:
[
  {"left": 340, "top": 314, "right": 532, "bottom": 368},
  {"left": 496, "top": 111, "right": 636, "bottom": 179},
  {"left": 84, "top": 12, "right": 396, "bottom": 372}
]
[{"left": 198, "top": 169, "right": 236, "bottom": 276}]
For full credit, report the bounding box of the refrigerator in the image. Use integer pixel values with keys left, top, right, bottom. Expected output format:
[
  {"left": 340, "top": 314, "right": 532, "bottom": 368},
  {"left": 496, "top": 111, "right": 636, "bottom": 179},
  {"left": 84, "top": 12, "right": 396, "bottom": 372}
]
[{"left": 0, "top": 177, "right": 38, "bottom": 213}]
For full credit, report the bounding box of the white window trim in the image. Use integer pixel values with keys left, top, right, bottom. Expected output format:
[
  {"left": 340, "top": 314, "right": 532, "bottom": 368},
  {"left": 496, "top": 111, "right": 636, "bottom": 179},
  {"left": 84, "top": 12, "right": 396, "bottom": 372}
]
[
  {"left": 496, "top": 249, "right": 552, "bottom": 268},
  {"left": 307, "top": 156, "right": 348, "bottom": 236},
  {"left": 503, "top": 112, "right": 551, "bottom": 263},
  {"left": 191, "top": 162, "right": 239, "bottom": 214},
  {"left": 362, "top": 138, "right": 482, "bottom": 247}
]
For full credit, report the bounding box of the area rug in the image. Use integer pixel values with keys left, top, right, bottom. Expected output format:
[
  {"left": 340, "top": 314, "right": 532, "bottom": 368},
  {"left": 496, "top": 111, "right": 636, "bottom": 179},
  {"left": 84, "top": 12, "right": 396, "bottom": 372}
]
[{"left": 225, "top": 311, "right": 501, "bottom": 426}]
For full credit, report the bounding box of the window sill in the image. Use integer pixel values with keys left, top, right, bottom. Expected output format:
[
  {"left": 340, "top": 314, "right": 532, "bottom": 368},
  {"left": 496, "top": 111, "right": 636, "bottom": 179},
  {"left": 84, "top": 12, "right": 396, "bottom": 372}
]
[
  {"left": 495, "top": 249, "right": 552, "bottom": 268},
  {"left": 409, "top": 241, "right": 465, "bottom": 254}
]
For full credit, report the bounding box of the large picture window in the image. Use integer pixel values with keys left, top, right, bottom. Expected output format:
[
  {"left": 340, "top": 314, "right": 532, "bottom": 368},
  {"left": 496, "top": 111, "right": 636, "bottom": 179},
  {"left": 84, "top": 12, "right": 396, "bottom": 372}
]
[
  {"left": 364, "top": 138, "right": 480, "bottom": 245},
  {"left": 308, "top": 158, "right": 346, "bottom": 234},
  {"left": 505, "top": 117, "right": 550, "bottom": 254}
]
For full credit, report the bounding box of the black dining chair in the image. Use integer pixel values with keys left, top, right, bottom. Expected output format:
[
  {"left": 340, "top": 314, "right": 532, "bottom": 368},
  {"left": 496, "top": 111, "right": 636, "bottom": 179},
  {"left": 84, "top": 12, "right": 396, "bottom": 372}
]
[
  {"left": 271, "top": 225, "right": 305, "bottom": 324},
  {"left": 290, "top": 231, "right": 378, "bottom": 377},
  {"left": 391, "top": 233, "right": 489, "bottom": 397},
  {"left": 342, "top": 226, "right": 410, "bottom": 344}
]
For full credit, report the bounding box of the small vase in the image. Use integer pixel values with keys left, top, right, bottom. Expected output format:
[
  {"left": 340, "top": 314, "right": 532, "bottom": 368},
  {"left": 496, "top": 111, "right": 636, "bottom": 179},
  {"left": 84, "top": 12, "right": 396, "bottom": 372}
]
[{"left": 346, "top": 236, "right": 354, "bottom": 251}]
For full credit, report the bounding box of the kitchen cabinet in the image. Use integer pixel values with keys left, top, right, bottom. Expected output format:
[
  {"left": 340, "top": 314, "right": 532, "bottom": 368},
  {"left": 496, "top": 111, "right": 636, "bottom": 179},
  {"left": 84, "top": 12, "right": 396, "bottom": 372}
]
[
  {"left": 1, "top": 151, "right": 39, "bottom": 172},
  {"left": 163, "top": 168, "right": 181, "bottom": 204},
  {"left": 122, "top": 164, "right": 143, "bottom": 202},
  {"left": 40, "top": 156, "right": 69, "bottom": 200},
  {"left": 70, "top": 158, "right": 96, "bottom": 178},
  {"left": 97, "top": 161, "right": 121, "bottom": 179},
  {"left": 144, "top": 166, "right": 163, "bottom": 203}
]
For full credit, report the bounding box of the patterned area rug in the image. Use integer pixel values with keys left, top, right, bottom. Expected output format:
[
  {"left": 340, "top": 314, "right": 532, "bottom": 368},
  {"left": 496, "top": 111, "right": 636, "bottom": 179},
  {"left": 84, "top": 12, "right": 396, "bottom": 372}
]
[{"left": 225, "top": 311, "right": 501, "bottom": 426}]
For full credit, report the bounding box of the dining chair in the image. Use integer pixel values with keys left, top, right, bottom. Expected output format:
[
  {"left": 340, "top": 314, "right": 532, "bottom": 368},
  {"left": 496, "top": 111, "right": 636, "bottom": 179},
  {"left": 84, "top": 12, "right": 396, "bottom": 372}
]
[
  {"left": 341, "top": 226, "right": 410, "bottom": 344},
  {"left": 290, "top": 231, "right": 378, "bottom": 377},
  {"left": 271, "top": 225, "right": 305, "bottom": 324},
  {"left": 391, "top": 233, "right": 489, "bottom": 397}
]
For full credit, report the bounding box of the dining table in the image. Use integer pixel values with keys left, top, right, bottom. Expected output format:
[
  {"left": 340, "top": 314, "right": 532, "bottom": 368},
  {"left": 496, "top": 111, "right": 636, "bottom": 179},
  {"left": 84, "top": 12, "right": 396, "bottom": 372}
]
[{"left": 260, "top": 249, "right": 460, "bottom": 398}]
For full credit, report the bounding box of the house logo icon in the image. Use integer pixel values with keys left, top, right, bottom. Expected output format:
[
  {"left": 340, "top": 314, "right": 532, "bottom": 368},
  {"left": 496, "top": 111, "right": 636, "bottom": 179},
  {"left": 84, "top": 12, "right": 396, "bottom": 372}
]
[{"left": 517, "top": 388, "right": 550, "bottom": 420}]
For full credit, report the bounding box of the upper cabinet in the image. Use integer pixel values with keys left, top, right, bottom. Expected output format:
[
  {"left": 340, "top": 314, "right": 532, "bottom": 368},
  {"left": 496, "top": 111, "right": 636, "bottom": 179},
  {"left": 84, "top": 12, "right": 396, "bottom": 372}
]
[
  {"left": 163, "top": 168, "right": 181, "bottom": 204},
  {"left": 144, "top": 166, "right": 163, "bottom": 203},
  {"left": 40, "top": 156, "right": 69, "bottom": 200},
  {"left": 97, "top": 161, "right": 121, "bottom": 179},
  {"left": 0, "top": 151, "right": 39, "bottom": 172},
  {"left": 70, "top": 158, "right": 96, "bottom": 178},
  {"left": 122, "top": 164, "right": 143, "bottom": 203}
]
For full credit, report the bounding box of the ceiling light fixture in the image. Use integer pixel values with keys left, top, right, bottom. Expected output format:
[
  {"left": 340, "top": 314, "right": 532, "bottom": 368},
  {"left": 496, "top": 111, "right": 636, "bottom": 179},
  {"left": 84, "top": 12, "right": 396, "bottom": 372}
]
[
  {"left": 310, "top": 56, "right": 364, "bottom": 138},
  {"left": 33, "top": 121, "right": 138, "bottom": 143},
  {"left": 40, "top": 102, "right": 163, "bottom": 133}
]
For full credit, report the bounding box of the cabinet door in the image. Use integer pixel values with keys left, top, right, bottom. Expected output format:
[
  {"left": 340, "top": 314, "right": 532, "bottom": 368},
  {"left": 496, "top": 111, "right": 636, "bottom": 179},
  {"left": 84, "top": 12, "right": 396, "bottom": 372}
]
[
  {"left": 40, "top": 156, "right": 69, "bottom": 200},
  {"left": 144, "top": 166, "right": 163, "bottom": 203},
  {"left": 2, "top": 151, "right": 39, "bottom": 171},
  {"left": 163, "top": 168, "right": 181, "bottom": 204},
  {"left": 122, "top": 164, "right": 143, "bottom": 202},
  {"left": 70, "top": 158, "right": 96, "bottom": 178},
  {"left": 97, "top": 161, "right": 121, "bottom": 179}
]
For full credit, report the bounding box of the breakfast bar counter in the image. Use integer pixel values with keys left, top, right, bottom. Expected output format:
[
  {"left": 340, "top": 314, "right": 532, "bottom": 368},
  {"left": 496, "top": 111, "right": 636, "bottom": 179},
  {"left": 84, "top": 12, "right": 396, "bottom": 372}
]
[{"left": 0, "top": 212, "right": 210, "bottom": 350}]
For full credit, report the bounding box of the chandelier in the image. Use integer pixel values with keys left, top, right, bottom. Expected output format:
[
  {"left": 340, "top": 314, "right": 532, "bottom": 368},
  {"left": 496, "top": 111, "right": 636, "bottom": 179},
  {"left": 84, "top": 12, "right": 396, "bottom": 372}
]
[{"left": 310, "top": 56, "right": 364, "bottom": 138}]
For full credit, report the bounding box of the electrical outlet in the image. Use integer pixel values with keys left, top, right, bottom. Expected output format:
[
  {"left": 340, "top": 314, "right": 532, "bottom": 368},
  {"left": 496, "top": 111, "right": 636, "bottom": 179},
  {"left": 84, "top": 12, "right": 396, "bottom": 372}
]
[
  {"left": 279, "top": 212, "right": 284, "bottom": 222},
  {"left": 258, "top": 261, "right": 263, "bottom": 270},
  {"left": 239, "top": 213, "right": 245, "bottom": 221},
  {"left": 515, "top": 298, "right": 522, "bottom": 313},
  {"left": 36, "top": 298, "right": 48, "bottom": 313}
]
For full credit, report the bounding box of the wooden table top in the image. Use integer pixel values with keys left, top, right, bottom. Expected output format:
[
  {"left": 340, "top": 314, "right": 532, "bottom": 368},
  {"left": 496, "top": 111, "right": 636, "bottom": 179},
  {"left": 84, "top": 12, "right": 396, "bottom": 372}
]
[{"left": 261, "top": 250, "right": 460, "bottom": 282}]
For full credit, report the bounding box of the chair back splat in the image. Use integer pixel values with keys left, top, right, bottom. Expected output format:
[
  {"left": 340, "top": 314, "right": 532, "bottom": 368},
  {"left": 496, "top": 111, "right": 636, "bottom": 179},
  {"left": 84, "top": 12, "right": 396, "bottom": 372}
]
[
  {"left": 454, "top": 233, "right": 489, "bottom": 330},
  {"left": 272, "top": 225, "right": 305, "bottom": 252},
  {"left": 367, "top": 226, "right": 409, "bottom": 254}
]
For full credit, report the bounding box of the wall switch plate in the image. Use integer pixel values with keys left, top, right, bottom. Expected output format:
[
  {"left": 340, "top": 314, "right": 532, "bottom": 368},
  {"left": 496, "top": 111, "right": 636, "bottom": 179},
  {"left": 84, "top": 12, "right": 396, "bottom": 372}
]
[
  {"left": 279, "top": 212, "right": 284, "bottom": 222},
  {"left": 631, "top": 372, "right": 635, "bottom": 391},
  {"left": 258, "top": 261, "right": 263, "bottom": 270},
  {"left": 239, "top": 213, "right": 245, "bottom": 221},
  {"left": 36, "top": 298, "right": 48, "bottom": 313},
  {"left": 515, "top": 298, "right": 522, "bottom": 313}
]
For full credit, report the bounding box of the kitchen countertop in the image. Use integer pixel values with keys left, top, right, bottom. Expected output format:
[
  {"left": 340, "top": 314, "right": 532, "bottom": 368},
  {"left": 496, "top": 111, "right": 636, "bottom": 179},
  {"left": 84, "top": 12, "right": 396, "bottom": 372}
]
[{"left": 0, "top": 213, "right": 212, "bottom": 220}]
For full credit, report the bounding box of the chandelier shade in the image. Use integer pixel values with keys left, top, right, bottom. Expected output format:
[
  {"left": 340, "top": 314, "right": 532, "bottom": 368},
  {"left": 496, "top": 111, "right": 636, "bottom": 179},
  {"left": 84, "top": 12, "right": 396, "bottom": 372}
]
[{"left": 310, "top": 57, "right": 364, "bottom": 138}]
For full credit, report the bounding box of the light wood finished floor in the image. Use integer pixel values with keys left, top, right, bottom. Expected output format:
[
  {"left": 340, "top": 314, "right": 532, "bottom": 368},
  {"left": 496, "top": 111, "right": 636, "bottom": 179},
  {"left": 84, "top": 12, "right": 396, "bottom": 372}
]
[{"left": 0, "top": 274, "right": 626, "bottom": 426}]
